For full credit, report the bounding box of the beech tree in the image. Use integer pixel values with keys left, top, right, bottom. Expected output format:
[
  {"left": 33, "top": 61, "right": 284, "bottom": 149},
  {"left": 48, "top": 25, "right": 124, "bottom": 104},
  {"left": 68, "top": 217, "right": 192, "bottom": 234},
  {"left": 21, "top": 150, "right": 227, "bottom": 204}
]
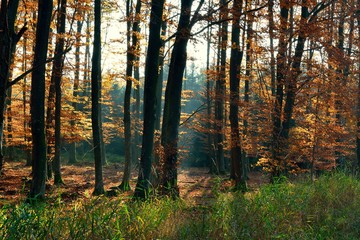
[
  {"left": 134, "top": 0, "right": 165, "bottom": 199},
  {"left": 91, "top": 0, "right": 104, "bottom": 195},
  {"left": 0, "top": 0, "right": 25, "bottom": 172},
  {"left": 29, "top": 0, "right": 53, "bottom": 200},
  {"left": 120, "top": 0, "right": 142, "bottom": 191},
  {"left": 229, "top": 0, "right": 246, "bottom": 189}
]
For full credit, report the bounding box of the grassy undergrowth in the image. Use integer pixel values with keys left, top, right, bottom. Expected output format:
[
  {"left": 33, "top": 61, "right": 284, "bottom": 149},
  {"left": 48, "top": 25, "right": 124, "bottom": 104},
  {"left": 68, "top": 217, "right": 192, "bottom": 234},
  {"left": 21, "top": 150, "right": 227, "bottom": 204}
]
[{"left": 1, "top": 173, "right": 360, "bottom": 239}]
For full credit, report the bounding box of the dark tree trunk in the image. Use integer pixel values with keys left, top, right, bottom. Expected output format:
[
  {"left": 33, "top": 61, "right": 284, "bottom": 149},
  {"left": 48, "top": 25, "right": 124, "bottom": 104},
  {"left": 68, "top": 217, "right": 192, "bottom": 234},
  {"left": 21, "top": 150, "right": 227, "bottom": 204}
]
[
  {"left": 0, "top": 0, "right": 22, "bottom": 172},
  {"left": 133, "top": 0, "right": 165, "bottom": 199},
  {"left": 29, "top": 0, "right": 53, "bottom": 200},
  {"left": 215, "top": 0, "right": 228, "bottom": 175},
  {"left": 160, "top": 0, "right": 194, "bottom": 197},
  {"left": 120, "top": 0, "right": 141, "bottom": 191},
  {"left": 229, "top": 0, "right": 246, "bottom": 190},
  {"left": 92, "top": 0, "right": 105, "bottom": 195},
  {"left": 206, "top": 22, "right": 216, "bottom": 173},
  {"left": 271, "top": 1, "right": 289, "bottom": 179},
  {"left": 268, "top": 0, "right": 276, "bottom": 96},
  {"left": 52, "top": 0, "right": 67, "bottom": 185},
  {"left": 152, "top": 16, "right": 167, "bottom": 187}
]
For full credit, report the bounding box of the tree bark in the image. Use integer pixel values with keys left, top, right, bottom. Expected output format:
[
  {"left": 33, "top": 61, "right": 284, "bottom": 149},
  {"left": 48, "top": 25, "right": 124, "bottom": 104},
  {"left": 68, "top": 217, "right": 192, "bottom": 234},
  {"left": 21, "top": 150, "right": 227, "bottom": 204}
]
[
  {"left": 52, "top": 0, "right": 67, "bottom": 185},
  {"left": 133, "top": 0, "right": 165, "bottom": 199},
  {"left": 29, "top": 0, "right": 53, "bottom": 200},
  {"left": 0, "top": 0, "right": 22, "bottom": 172},
  {"left": 229, "top": 0, "right": 246, "bottom": 190},
  {"left": 160, "top": 0, "right": 194, "bottom": 197},
  {"left": 119, "top": 0, "right": 141, "bottom": 191},
  {"left": 215, "top": 0, "right": 228, "bottom": 175},
  {"left": 271, "top": 1, "right": 289, "bottom": 179},
  {"left": 69, "top": 18, "right": 84, "bottom": 164},
  {"left": 92, "top": 0, "right": 105, "bottom": 195}
]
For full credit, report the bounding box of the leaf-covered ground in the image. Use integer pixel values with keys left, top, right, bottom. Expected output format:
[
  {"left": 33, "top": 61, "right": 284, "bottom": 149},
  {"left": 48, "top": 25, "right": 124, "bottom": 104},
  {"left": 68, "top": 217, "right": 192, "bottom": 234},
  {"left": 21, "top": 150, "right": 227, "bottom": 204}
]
[{"left": 0, "top": 161, "right": 268, "bottom": 206}]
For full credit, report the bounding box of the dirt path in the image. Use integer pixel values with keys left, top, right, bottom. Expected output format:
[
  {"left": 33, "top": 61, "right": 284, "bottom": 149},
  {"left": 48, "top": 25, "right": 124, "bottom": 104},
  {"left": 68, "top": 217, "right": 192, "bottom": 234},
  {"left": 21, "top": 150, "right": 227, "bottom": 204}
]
[{"left": 0, "top": 161, "right": 268, "bottom": 206}]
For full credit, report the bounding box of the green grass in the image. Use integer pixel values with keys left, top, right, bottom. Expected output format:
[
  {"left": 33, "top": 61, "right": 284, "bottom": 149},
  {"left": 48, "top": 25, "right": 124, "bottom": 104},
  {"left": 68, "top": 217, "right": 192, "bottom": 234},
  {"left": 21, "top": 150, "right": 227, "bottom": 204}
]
[{"left": 1, "top": 173, "right": 360, "bottom": 239}]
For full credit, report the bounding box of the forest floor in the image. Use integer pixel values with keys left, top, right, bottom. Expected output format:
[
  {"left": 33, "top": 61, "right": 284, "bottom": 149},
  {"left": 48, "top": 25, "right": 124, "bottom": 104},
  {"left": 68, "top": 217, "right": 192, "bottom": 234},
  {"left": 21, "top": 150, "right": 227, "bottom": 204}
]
[{"left": 0, "top": 161, "right": 269, "bottom": 206}]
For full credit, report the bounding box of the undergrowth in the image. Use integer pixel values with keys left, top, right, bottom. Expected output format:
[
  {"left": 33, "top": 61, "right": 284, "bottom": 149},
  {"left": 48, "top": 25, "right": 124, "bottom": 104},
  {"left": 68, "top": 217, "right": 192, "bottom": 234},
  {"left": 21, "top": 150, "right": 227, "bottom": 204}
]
[{"left": 1, "top": 172, "right": 360, "bottom": 239}]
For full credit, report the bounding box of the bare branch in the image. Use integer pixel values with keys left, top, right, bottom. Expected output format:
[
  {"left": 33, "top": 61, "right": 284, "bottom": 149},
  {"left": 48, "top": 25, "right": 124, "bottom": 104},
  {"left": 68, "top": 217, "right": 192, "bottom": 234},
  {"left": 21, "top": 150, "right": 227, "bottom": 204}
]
[{"left": 7, "top": 46, "right": 72, "bottom": 88}]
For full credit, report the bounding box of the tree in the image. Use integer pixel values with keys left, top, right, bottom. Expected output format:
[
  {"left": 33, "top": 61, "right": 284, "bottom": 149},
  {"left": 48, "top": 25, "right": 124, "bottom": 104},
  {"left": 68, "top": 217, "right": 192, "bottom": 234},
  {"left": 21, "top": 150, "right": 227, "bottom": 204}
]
[
  {"left": 133, "top": 0, "right": 165, "bottom": 199},
  {"left": 0, "top": 0, "right": 25, "bottom": 172},
  {"left": 160, "top": 0, "right": 198, "bottom": 197},
  {"left": 214, "top": 0, "right": 228, "bottom": 174},
  {"left": 120, "top": 0, "right": 142, "bottom": 191},
  {"left": 52, "top": 0, "right": 67, "bottom": 185},
  {"left": 229, "top": 0, "right": 246, "bottom": 189},
  {"left": 91, "top": 0, "right": 105, "bottom": 195},
  {"left": 29, "top": 0, "right": 53, "bottom": 200}
]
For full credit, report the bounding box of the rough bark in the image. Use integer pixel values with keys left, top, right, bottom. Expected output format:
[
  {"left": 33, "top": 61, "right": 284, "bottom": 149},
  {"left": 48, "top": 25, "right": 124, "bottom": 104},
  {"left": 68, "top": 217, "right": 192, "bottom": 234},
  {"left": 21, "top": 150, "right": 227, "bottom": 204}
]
[{"left": 29, "top": 0, "right": 53, "bottom": 200}]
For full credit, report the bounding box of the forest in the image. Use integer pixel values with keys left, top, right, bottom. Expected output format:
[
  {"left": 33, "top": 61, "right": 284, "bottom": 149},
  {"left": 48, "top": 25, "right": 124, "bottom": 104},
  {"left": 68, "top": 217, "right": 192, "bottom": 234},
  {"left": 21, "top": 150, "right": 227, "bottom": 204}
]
[{"left": 1, "top": 0, "right": 360, "bottom": 239}]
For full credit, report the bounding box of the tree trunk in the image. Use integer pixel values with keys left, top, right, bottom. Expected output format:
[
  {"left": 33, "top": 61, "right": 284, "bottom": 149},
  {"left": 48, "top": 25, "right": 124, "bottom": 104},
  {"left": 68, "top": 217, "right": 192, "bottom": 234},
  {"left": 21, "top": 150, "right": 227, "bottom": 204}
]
[
  {"left": 160, "top": 0, "right": 194, "bottom": 197},
  {"left": 133, "top": 0, "right": 165, "bottom": 199},
  {"left": 69, "top": 18, "right": 84, "bottom": 164},
  {"left": 92, "top": 0, "right": 105, "bottom": 195},
  {"left": 51, "top": 0, "right": 67, "bottom": 185},
  {"left": 206, "top": 22, "right": 216, "bottom": 173},
  {"left": 229, "top": 0, "right": 246, "bottom": 190},
  {"left": 271, "top": 1, "right": 289, "bottom": 179},
  {"left": 29, "top": 0, "right": 53, "bottom": 200},
  {"left": 120, "top": 0, "right": 140, "bottom": 191},
  {"left": 0, "top": 0, "right": 22, "bottom": 172},
  {"left": 215, "top": 0, "right": 228, "bottom": 175}
]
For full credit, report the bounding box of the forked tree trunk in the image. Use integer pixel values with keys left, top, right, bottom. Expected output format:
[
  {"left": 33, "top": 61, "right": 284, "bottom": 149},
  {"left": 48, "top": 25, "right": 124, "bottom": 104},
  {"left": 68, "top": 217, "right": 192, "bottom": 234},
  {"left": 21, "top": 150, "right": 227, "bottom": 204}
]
[
  {"left": 160, "top": 0, "right": 194, "bottom": 197},
  {"left": 133, "top": 0, "right": 165, "bottom": 199},
  {"left": 120, "top": 0, "right": 142, "bottom": 191}
]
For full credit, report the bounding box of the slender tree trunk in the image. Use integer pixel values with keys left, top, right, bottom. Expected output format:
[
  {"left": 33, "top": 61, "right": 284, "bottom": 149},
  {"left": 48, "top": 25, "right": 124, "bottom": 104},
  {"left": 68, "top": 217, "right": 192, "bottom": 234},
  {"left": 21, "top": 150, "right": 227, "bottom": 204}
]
[
  {"left": 92, "top": 0, "right": 105, "bottom": 195},
  {"left": 271, "top": 1, "right": 289, "bottom": 179},
  {"left": 206, "top": 23, "right": 216, "bottom": 173},
  {"left": 229, "top": 0, "right": 246, "bottom": 190},
  {"left": 22, "top": 35, "right": 31, "bottom": 166},
  {"left": 52, "top": 0, "right": 67, "bottom": 185},
  {"left": 152, "top": 16, "right": 167, "bottom": 187},
  {"left": 268, "top": 0, "right": 276, "bottom": 96},
  {"left": 120, "top": 0, "right": 138, "bottom": 191},
  {"left": 69, "top": 18, "right": 84, "bottom": 164},
  {"left": 215, "top": 0, "right": 228, "bottom": 175},
  {"left": 133, "top": 0, "right": 165, "bottom": 199},
  {"left": 160, "top": 0, "right": 194, "bottom": 197},
  {"left": 29, "top": 0, "right": 53, "bottom": 200}
]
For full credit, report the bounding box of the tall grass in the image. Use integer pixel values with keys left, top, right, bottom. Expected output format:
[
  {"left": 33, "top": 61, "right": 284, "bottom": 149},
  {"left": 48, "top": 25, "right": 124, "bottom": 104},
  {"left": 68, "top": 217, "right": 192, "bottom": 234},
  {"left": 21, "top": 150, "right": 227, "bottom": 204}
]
[{"left": 1, "top": 172, "right": 360, "bottom": 239}]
